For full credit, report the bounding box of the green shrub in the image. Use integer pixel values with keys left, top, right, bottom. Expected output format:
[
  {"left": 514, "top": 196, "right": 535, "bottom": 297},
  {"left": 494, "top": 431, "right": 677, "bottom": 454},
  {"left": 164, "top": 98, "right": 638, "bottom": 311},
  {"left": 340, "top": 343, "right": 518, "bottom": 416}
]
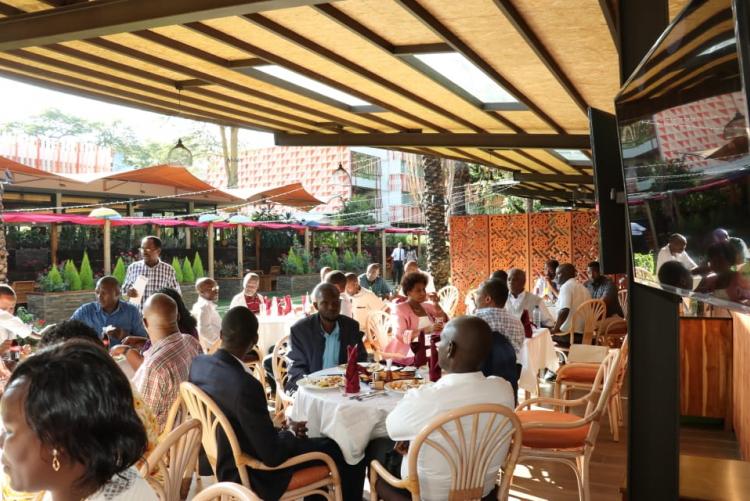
[
  {"left": 317, "top": 249, "right": 339, "bottom": 271},
  {"left": 282, "top": 247, "right": 304, "bottom": 275},
  {"left": 171, "top": 256, "right": 183, "bottom": 283},
  {"left": 182, "top": 257, "right": 195, "bottom": 283},
  {"left": 112, "top": 257, "right": 126, "bottom": 285},
  {"left": 79, "top": 251, "right": 95, "bottom": 290},
  {"left": 341, "top": 250, "right": 356, "bottom": 272},
  {"left": 301, "top": 249, "right": 313, "bottom": 274},
  {"left": 192, "top": 252, "right": 205, "bottom": 279},
  {"left": 355, "top": 251, "right": 369, "bottom": 272},
  {"left": 634, "top": 253, "right": 655, "bottom": 274},
  {"left": 39, "top": 265, "right": 66, "bottom": 292},
  {"left": 63, "top": 259, "right": 82, "bottom": 291}
]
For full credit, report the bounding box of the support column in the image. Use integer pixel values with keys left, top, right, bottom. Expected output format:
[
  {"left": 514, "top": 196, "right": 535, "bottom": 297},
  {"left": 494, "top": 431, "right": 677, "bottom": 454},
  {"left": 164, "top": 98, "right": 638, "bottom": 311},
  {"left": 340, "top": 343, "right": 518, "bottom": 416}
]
[
  {"left": 304, "top": 227, "right": 311, "bottom": 254},
  {"left": 186, "top": 202, "right": 194, "bottom": 250},
  {"left": 255, "top": 229, "right": 261, "bottom": 272},
  {"left": 154, "top": 225, "right": 161, "bottom": 239},
  {"left": 207, "top": 222, "right": 215, "bottom": 279},
  {"left": 50, "top": 223, "right": 59, "bottom": 266},
  {"left": 237, "top": 224, "right": 244, "bottom": 278},
  {"left": 357, "top": 230, "right": 362, "bottom": 254},
  {"left": 127, "top": 202, "right": 134, "bottom": 247},
  {"left": 103, "top": 219, "right": 111, "bottom": 275},
  {"left": 381, "top": 231, "right": 387, "bottom": 278}
]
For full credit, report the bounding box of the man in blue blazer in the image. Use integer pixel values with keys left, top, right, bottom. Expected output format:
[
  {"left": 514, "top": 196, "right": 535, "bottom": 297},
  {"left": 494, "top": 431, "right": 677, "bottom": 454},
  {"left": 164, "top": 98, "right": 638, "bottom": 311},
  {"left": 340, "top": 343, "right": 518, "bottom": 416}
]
[
  {"left": 189, "top": 306, "right": 364, "bottom": 500},
  {"left": 286, "top": 283, "right": 367, "bottom": 392}
]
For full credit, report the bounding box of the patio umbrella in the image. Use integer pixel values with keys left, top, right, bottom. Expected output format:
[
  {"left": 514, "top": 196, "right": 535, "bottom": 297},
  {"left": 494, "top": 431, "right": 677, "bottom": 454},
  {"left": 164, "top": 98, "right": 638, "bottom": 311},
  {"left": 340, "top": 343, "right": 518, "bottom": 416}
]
[
  {"left": 228, "top": 214, "right": 252, "bottom": 224},
  {"left": 88, "top": 207, "right": 121, "bottom": 220},
  {"left": 198, "top": 213, "right": 225, "bottom": 223}
]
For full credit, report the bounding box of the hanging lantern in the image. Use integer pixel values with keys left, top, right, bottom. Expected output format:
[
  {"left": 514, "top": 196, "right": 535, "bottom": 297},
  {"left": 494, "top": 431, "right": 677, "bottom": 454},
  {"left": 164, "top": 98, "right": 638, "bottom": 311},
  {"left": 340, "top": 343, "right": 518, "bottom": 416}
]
[{"left": 167, "top": 138, "right": 193, "bottom": 167}]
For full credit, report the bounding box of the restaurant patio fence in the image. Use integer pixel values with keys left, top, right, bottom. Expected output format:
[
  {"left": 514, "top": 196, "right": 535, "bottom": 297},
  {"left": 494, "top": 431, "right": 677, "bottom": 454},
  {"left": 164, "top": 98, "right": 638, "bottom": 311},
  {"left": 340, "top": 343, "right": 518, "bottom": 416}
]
[{"left": 449, "top": 211, "right": 599, "bottom": 314}]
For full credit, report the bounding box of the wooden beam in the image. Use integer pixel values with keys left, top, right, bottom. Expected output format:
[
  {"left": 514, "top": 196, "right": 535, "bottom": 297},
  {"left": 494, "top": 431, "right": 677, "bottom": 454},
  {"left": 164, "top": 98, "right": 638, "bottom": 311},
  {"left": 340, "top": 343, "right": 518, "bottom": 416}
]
[
  {"left": 225, "top": 57, "right": 268, "bottom": 68},
  {"left": 208, "top": 222, "right": 215, "bottom": 279},
  {"left": 0, "top": 3, "right": 23, "bottom": 16},
  {"left": 103, "top": 219, "right": 111, "bottom": 275},
  {"left": 274, "top": 132, "right": 590, "bottom": 148},
  {"left": 0, "top": 0, "right": 340, "bottom": 51},
  {"left": 492, "top": 0, "right": 589, "bottom": 115},
  {"left": 391, "top": 43, "right": 452, "bottom": 55},
  {"left": 598, "top": 0, "right": 619, "bottom": 53},
  {"left": 175, "top": 79, "right": 211, "bottom": 88},
  {"left": 255, "top": 229, "right": 261, "bottom": 271},
  {"left": 513, "top": 172, "right": 593, "bottom": 184},
  {"left": 237, "top": 225, "right": 244, "bottom": 278},
  {"left": 395, "top": 0, "right": 567, "bottom": 134}
]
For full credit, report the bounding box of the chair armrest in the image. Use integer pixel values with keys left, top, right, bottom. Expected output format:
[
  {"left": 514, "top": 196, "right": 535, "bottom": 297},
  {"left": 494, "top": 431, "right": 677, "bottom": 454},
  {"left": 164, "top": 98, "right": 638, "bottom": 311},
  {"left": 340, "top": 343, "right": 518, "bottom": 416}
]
[
  {"left": 521, "top": 414, "right": 594, "bottom": 430},
  {"left": 515, "top": 394, "right": 591, "bottom": 411},
  {"left": 238, "top": 451, "right": 339, "bottom": 480},
  {"left": 370, "top": 459, "right": 414, "bottom": 491}
]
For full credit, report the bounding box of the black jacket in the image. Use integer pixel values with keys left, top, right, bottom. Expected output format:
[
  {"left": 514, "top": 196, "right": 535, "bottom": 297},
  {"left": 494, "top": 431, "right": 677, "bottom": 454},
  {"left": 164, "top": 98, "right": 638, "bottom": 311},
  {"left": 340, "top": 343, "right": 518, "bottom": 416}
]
[
  {"left": 286, "top": 313, "right": 367, "bottom": 392},
  {"left": 189, "top": 349, "right": 299, "bottom": 501}
]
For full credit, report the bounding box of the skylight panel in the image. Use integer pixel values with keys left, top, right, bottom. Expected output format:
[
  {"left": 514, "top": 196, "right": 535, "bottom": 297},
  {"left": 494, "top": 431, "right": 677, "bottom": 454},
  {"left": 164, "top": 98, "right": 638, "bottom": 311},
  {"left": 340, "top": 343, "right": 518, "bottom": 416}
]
[
  {"left": 254, "top": 65, "right": 370, "bottom": 107},
  {"left": 554, "top": 149, "right": 590, "bottom": 162},
  {"left": 414, "top": 52, "right": 517, "bottom": 103}
]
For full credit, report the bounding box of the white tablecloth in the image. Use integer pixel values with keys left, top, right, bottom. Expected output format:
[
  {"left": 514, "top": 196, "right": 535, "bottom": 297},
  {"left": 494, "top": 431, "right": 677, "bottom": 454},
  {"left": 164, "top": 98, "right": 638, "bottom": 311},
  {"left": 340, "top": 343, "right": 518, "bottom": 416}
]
[
  {"left": 256, "top": 314, "right": 301, "bottom": 354},
  {"left": 288, "top": 368, "right": 403, "bottom": 465},
  {"left": 518, "top": 328, "right": 559, "bottom": 393}
]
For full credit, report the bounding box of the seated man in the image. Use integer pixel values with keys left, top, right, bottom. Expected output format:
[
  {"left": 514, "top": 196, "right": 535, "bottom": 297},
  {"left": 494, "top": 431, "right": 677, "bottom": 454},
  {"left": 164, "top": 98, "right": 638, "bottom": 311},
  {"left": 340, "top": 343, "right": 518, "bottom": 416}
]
[
  {"left": 71, "top": 276, "right": 148, "bottom": 347},
  {"left": 534, "top": 259, "right": 560, "bottom": 300},
  {"left": 191, "top": 277, "right": 221, "bottom": 349},
  {"left": 189, "top": 307, "right": 364, "bottom": 501},
  {"left": 0, "top": 285, "right": 32, "bottom": 352},
  {"left": 489, "top": 269, "right": 508, "bottom": 284},
  {"left": 359, "top": 263, "right": 392, "bottom": 299},
  {"left": 404, "top": 261, "right": 436, "bottom": 293},
  {"left": 319, "top": 266, "right": 332, "bottom": 283},
  {"left": 551, "top": 263, "right": 592, "bottom": 347},
  {"left": 324, "top": 270, "right": 353, "bottom": 318},
  {"left": 584, "top": 261, "right": 623, "bottom": 319},
  {"left": 506, "top": 268, "right": 554, "bottom": 326},
  {"left": 382, "top": 316, "right": 515, "bottom": 500},
  {"left": 656, "top": 233, "right": 697, "bottom": 274},
  {"left": 131, "top": 293, "right": 201, "bottom": 431},
  {"left": 286, "top": 283, "right": 366, "bottom": 392},
  {"left": 345, "top": 272, "right": 385, "bottom": 332},
  {"left": 472, "top": 279, "right": 523, "bottom": 399}
]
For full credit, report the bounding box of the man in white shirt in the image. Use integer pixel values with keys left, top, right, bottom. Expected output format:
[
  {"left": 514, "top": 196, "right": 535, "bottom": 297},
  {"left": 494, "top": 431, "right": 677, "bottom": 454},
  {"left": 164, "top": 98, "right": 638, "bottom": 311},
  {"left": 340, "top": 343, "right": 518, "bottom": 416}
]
[
  {"left": 344, "top": 273, "right": 385, "bottom": 331},
  {"left": 191, "top": 277, "right": 221, "bottom": 350},
  {"left": 382, "top": 316, "right": 515, "bottom": 501},
  {"left": 656, "top": 233, "right": 698, "bottom": 274},
  {"left": 506, "top": 268, "right": 554, "bottom": 326},
  {"left": 0, "top": 285, "right": 31, "bottom": 351},
  {"left": 404, "top": 260, "right": 436, "bottom": 294},
  {"left": 324, "top": 270, "right": 353, "bottom": 318},
  {"left": 391, "top": 242, "right": 406, "bottom": 285},
  {"left": 551, "top": 263, "right": 592, "bottom": 347}
]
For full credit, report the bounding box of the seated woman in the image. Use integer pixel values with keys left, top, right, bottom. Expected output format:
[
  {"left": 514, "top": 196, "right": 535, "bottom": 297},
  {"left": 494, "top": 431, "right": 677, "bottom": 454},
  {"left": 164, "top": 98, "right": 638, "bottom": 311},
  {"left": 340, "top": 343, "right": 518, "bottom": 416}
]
[
  {"left": 229, "top": 272, "right": 265, "bottom": 314},
  {"left": 0, "top": 341, "right": 157, "bottom": 501},
  {"left": 696, "top": 242, "right": 750, "bottom": 303},
  {"left": 386, "top": 272, "right": 449, "bottom": 359}
]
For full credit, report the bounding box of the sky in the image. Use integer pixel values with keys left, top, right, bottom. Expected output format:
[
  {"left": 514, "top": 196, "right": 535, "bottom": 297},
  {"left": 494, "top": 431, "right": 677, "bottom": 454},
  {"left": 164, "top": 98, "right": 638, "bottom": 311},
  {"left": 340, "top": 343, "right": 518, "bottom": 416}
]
[{"left": 0, "top": 76, "right": 275, "bottom": 147}]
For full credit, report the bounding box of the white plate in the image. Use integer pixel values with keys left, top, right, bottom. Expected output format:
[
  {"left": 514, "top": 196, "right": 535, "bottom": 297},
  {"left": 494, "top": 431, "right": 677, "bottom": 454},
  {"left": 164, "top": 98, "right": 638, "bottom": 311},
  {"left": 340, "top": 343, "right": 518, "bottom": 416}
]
[
  {"left": 297, "top": 375, "right": 345, "bottom": 391},
  {"left": 384, "top": 380, "right": 427, "bottom": 394},
  {"left": 338, "top": 362, "right": 382, "bottom": 372}
]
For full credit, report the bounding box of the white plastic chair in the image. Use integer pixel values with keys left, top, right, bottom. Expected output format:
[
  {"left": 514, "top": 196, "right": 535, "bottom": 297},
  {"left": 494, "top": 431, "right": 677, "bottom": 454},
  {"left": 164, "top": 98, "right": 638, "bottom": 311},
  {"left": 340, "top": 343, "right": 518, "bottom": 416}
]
[{"left": 437, "top": 285, "right": 459, "bottom": 317}]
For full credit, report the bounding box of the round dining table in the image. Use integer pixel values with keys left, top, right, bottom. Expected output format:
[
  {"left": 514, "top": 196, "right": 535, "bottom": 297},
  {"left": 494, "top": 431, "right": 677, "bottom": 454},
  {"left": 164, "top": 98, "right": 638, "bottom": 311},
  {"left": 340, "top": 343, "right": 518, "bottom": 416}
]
[
  {"left": 288, "top": 367, "right": 408, "bottom": 465},
  {"left": 256, "top": 313, "right": 302, "bottom": 354}
]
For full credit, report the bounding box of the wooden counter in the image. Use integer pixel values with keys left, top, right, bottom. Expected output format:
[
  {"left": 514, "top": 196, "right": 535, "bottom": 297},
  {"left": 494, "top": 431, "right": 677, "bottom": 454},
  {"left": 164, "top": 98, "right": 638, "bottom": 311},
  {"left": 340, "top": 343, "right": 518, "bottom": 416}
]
[
  {"left": 679, "top": 317, "right": 733, "bottom": 427},
  {"left": 680, "top": 454, "right": 750, "bottom": 500}
]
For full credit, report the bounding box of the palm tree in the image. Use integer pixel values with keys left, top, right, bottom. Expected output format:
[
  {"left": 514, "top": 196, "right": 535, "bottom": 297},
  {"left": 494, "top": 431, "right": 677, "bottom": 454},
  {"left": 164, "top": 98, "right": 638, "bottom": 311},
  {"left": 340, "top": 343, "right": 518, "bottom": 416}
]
[
  {"left": 0, "top": 190, "right": 7, "bottom": 283},
  {"left": 422, "top": 154, "right": 450, "bottom": 289},
  {"left": 451, "top": 161, "right": 469, "bottom": 216}
]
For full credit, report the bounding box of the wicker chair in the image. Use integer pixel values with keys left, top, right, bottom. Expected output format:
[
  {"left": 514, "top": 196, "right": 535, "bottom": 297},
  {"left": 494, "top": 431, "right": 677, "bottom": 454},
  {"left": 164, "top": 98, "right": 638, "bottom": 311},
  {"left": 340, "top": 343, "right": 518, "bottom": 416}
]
[
  {"left": 191, "top": 482, "right": 261, "bottom": 501},
  {"left": 180, "top": 382, "right": 343, "bottom": 500},
  {"left": 437, "top": 285, "right": 460, "bottom": 317},
  {"left": 370, "top": 404, "right": 522, "bottom": 501},
  {"left": 271, "top": 335, "right": 294, "bottom": 421},
  {"left": 140, "top": 419, "right": 202, "bottom": 501},
  {"left": 617, "top": 288, "right": 628, "bottom": 318},
  {"left": 556, "top": 299, "right": 607, "bottom": 351},
  {"left": 516, "top": 349, "right": 621, "bottom": 501}
]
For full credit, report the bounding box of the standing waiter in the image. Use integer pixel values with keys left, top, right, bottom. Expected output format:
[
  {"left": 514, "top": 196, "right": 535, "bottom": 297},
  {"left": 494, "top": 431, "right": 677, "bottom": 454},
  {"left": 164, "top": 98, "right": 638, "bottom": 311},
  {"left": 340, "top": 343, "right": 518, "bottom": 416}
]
[{"left": 391, "top": 242, "right": 406, "bottom": 286}]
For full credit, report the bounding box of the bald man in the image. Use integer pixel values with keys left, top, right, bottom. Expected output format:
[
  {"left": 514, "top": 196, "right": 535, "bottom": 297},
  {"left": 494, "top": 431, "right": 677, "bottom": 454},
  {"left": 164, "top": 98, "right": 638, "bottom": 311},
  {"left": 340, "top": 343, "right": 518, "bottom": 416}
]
[
  {"left": 656, "top": 233, "right": 697, "bottom": 274},
  {"left": 383, "top": 316, "right": 514, "bottom": 500},
  {"left": 132, "top": 293, "right": 201, "bottom": 431},
  {"left": 191, "top": 277, "right": 221, "bottom": 350},
  {"left": 286, "top": 283, "right": 366, "bottom": 391},
  {"left": 551, "top": 264, "right": 591, "bottom": 346}
]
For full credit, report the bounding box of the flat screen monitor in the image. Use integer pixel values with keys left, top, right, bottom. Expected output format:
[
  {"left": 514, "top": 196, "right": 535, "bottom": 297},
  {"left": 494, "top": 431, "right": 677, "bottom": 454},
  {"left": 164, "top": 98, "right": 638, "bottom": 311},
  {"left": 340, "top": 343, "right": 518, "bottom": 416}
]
[{"left": 615, "top": 0, "right": 750, "bottom": 312}]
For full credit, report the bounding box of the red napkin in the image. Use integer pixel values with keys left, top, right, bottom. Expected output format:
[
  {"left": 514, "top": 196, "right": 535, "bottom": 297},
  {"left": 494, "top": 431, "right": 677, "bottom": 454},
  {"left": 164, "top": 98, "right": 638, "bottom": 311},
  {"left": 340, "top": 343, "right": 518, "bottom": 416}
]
[
  {"left": 264, "top": 297, "right": 272, "bottom": 315},
  {"left": 412, "top": 331, "right": 427, "bottom": 367},
  {"left": 283, "top": 295, "right": 293, "bottom": 315},
  {"left": 520, "top": 310, "right": 533, "bottom": 338},
  {"left": 429, "top": 336, "right": 441, "bottom": 382},
  {"left": 345, "top": 345, "right": 361, "bottom": 394}
]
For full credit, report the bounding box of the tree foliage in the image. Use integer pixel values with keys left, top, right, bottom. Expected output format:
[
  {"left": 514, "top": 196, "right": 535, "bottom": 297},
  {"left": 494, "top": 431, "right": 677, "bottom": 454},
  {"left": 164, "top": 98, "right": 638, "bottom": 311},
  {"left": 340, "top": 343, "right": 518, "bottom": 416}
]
[
  {"left": 181, "top": 258, "right": 195, "bottom": 284},
  {"left": 112, "top": 257, "right": 126, "bottom": 285},
  {"left": 63, "top": 259, "right": 82, "bottom": 291},
  {"left": 192, "top": 252, "right": 205, "bottom": 279},
  {"left": 171, "top": 257, "right": 184, "bottom": 283},
  {"left": 79, "top": 251, "right": 95, "bottom": 290}
]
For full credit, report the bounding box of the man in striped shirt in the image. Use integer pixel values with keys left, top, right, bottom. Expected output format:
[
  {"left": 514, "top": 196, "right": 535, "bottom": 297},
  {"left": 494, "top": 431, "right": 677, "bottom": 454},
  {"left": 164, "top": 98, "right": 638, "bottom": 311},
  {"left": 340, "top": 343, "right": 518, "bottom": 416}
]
[{"left": 122, "top": 236, "right": 181, "bottom": 310}]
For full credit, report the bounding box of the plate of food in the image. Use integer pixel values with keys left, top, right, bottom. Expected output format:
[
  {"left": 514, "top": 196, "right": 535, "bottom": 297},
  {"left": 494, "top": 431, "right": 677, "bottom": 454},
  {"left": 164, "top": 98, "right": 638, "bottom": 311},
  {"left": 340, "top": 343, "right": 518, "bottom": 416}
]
[
  {"left": 384, "top": 379, "right": 428, "bottom": 394},
  {"left": 297, "top": 375, "right": 345, "bottom": 391}
]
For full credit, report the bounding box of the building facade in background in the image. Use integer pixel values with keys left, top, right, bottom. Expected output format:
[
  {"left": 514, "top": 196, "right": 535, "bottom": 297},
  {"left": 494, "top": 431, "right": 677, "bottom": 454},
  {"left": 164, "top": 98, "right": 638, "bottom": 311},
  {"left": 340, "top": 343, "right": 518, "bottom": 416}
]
[
  {"left": 0, "top": 135, "right": 113, "bottom": 174},
  {"left": 205, "top": 146, "right": 424, "bottom": 225}
]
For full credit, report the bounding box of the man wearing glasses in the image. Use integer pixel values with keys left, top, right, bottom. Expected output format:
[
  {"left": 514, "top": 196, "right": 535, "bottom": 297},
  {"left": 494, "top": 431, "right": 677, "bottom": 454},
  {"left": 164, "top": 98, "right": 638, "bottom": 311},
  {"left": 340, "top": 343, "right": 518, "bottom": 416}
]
[{"left": 122, "top": 236, "right": 181, "bottom": 310}]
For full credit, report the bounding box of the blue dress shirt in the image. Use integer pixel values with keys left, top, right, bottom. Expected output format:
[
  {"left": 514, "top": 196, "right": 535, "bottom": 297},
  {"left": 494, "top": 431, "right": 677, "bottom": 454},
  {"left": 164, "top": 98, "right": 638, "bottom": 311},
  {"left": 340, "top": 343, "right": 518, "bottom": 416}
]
[
  {"left": 71, "top": 300, "right": 148, "bottom": 346},
  {"left": 321, "top": 321, "right": 341, "bottom": 369}
]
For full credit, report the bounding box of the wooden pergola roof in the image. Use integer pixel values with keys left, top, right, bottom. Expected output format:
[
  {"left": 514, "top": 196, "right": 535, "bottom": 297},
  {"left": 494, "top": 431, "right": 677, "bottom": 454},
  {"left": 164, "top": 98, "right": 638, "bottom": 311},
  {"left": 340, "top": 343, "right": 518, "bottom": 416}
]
[{"left": 0, "top": 0, "right": 688, "bottom": 204}]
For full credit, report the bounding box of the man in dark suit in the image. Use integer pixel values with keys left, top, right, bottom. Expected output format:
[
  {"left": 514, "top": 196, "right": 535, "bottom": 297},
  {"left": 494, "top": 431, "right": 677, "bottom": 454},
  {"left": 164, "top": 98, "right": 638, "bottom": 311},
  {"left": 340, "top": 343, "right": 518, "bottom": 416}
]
[
  {"left": 286, "top": 283, "right": 367, "bottom": 392},
  {"left": 189, "top": 306, "right": 365, "bottom": 500}
]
